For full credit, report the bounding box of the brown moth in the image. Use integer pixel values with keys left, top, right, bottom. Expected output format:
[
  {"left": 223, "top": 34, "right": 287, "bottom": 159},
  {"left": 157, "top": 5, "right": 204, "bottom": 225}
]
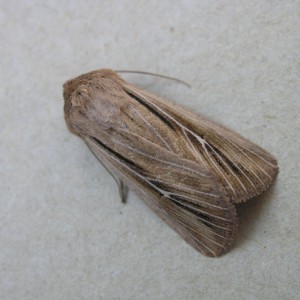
[{"left": 63, "top": 69, "right": 278, "bottom": 257}]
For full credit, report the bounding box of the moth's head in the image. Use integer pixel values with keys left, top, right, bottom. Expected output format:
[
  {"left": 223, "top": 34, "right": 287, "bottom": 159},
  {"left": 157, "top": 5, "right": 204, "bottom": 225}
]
[
  {"left": 63, "top": 69, "right": 126, "bottom": 137},
  {"left": 63, "top": 69, "right": 123, "bottom": 102}
]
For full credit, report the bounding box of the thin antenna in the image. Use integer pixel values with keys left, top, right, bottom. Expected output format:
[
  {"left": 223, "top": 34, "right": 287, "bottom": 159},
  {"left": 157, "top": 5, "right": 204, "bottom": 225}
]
[{"left": 116, "top": 70, "right": 191, "bottom": 88}]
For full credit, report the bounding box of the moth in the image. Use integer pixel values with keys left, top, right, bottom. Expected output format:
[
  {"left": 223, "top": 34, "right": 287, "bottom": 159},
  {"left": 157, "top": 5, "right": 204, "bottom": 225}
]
[{"left": 63, "top": 69, "right": 278, "bottom": 257}]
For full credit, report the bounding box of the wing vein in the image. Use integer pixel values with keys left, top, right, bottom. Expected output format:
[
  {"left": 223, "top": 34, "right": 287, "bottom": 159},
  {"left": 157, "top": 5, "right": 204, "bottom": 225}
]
[
  {"left": 131, "top": 107, "right": 173, "bottom": 151},
  {"left": 225, "top": 136, "right": 274, "bottom": 179},
  {"left": 112, "top": 135, "right": 209, "bottom": 178},
  {"left": 170, "top": 197, "right": 230, "bottom": 221},
  {"left": 205, "top": 142, "right": 248, "bottom": 193}
]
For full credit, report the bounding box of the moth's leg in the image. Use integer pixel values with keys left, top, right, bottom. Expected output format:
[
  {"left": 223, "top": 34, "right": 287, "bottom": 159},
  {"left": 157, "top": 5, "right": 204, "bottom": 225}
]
[
  {"left": 85, "top": 142, "right": 129, "bottom": 203},
  {"left": 118, "top": 180, "right": 128, "bottom": 203},
  {"left": 99, "top": 162, "right": 128, "bottom": 203},
  {"left": 97, "top": 159, "right": 129, "bottom": 203}
]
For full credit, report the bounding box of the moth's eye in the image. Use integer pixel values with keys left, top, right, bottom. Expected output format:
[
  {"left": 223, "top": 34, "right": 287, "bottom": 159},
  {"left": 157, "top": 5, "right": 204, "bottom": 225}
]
[
  {"left": 76, "top": 88, "right": 90, "bottom": 99},
  {"left": 71, "top": 88, "right": 90, "bottom": 108}
]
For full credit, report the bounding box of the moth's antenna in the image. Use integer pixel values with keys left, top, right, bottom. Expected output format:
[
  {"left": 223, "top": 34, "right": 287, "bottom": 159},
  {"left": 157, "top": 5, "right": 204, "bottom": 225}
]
[{"left": 116, "top": 70, "right": 191, "bottom": 88}]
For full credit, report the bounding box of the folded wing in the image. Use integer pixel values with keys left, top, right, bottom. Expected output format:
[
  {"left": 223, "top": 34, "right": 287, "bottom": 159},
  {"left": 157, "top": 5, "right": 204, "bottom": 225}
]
[
  {"left": 124, "top": 85, "right": 278, "bottom": 203},
  {"left": 85, "top": 130, "right": 238, "bottom": 256}
]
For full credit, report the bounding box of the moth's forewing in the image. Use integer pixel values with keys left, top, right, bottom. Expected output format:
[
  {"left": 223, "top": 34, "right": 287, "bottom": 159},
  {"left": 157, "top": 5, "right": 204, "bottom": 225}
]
[
  {"left": 84, "top": 135, "right": 238, "bottom": 257},
  {"left": 124, "top": 85, "right": 278, "bottom": 203}
]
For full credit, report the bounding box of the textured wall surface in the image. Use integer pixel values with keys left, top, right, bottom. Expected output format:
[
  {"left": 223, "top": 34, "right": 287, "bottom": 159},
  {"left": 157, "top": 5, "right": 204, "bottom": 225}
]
[{"left": 1, "top": 1, "right": 299, "bottom": 299}]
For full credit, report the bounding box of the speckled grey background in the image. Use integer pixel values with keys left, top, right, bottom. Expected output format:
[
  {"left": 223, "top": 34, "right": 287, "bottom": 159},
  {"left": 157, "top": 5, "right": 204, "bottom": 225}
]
[{"left": 1, "top": 1, "right": 299, "bottom": 299}]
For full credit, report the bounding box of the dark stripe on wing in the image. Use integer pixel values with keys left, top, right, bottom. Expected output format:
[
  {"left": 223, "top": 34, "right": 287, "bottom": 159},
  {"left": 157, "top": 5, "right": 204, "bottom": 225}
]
[
  {"left": 125, "top": 91, "right": 175, "bottom": 129},
  {"left": 91, "top": 137, "right": 145, "bottom": 174}
]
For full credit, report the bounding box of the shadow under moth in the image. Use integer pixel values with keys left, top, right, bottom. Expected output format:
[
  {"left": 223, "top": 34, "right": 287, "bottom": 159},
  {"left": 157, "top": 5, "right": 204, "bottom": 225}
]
[{"left": 63, "top": 69, "right": 278, "bottom": 257}]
